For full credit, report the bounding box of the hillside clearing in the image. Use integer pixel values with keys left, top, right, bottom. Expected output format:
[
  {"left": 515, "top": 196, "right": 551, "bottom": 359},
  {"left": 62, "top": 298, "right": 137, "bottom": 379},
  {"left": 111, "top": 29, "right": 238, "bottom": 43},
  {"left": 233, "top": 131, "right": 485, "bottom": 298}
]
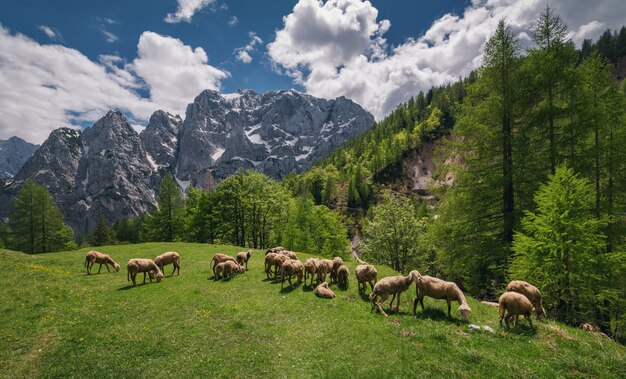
[{"left": 0, "top": 243, "right": 624, "bottom": 378}]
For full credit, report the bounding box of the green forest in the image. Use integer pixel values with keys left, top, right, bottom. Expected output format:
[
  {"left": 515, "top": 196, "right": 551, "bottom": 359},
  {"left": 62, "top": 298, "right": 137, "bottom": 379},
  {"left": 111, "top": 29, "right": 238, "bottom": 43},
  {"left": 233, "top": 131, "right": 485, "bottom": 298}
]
[{"left": 3, "top": 9, "right": 626, "bottom": 341}]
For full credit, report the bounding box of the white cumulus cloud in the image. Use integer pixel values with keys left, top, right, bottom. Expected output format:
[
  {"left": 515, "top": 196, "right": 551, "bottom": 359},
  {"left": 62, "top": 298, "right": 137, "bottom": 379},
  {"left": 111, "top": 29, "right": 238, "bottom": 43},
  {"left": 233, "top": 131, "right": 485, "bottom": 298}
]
[
  {"left": 0, "top": 27, "right": 229, "bottom": 143},
  {"left": 164, "top": 0, "right": 214, "bottom": 23},
  {"left": 268, "top": 0, "right": 626, "bottom": 120},
  {"left": 234, "top": 32, "right": 263, "bottom": 64}
]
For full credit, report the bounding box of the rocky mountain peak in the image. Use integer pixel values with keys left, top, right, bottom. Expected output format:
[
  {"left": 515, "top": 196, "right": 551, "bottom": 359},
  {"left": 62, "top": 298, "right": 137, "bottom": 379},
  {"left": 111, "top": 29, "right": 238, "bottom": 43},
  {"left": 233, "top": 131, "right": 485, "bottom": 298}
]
[{"left": 0, "top": 136, "right": 40, "bottom": 178}]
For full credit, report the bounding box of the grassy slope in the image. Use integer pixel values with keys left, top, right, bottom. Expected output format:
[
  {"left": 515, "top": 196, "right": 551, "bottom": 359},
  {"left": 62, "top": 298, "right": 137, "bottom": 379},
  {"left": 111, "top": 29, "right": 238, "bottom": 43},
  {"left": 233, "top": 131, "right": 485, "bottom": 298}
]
[{"left": 0, "top": 243, "right": 624, "bottom": 378}]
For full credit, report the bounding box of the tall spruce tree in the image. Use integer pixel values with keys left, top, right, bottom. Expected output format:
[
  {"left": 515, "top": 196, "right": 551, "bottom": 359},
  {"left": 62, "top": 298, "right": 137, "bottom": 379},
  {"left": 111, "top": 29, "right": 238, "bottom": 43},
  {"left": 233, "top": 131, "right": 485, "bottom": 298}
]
[{"left": 146, "top": 173, "right": 184, "bottom": 242}]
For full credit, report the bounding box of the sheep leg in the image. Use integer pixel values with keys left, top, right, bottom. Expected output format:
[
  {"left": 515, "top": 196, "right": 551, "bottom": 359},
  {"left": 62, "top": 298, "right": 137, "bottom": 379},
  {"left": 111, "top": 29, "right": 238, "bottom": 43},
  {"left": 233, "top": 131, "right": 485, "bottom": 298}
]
[
  {"left": 98, "top": 263, "right": 103, "bottom": 274},
  {"left": 143, "top": 272, "right": 147, "bottom": 284},
  {"left": 395, "top": 292, "right": 401, "bottom": 312},
  {"left": 526, "top": 314, "right": 533, "bottom": 328},
  {"left": 131, "top": 273, "right": 137, "bottom": 287},
  {"left": 105, "top": 263, "right": 110, "bottom": 272},
  {"left": 447, "top": 299, "right": 452, "bottom": 318},
  {"left": 389, "top": 293, "right": 397, "bottom": 311},
  {"left": 376, "top": 293, "right": 389, "bottom": 317}
]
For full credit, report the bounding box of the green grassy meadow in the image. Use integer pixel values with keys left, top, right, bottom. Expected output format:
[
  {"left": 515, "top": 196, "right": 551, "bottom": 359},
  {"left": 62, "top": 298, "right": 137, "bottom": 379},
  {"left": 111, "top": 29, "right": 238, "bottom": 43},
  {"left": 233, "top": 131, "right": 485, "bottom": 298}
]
[{"left": 0, "top": 243, "right": 624, "bottom": 378}]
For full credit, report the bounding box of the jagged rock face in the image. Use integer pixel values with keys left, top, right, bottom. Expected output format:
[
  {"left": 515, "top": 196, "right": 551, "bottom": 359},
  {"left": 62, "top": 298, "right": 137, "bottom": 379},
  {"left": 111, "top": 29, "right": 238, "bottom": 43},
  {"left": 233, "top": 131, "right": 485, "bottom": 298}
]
[
  {"left": 0, "top": 136, "right": 39, "bottom": 178},
  {"left": 0, "top": 111, "right": 157, "bottom": 233},
  {"left": 140, "top": 110, "right": 182, "bottom": 172},
  {"left": 176, "top": 89, "right": 374, "bottom": 186}
]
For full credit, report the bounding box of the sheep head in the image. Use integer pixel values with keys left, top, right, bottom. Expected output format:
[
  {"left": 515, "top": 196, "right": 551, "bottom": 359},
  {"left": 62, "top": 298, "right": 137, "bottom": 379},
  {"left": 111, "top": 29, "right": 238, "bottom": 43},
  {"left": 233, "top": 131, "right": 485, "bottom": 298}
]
[
  {"left": 408, "top": 270, "right": 422, "bottom": 283},
  {"left": 458, "top": 304, "right": 472, "bottom": 321},
  {"left": 156, "top": 272, "right": 164, "bottom": 282},
  {"left": 113, "top": 262, "right": 121, "bottom": 272}
]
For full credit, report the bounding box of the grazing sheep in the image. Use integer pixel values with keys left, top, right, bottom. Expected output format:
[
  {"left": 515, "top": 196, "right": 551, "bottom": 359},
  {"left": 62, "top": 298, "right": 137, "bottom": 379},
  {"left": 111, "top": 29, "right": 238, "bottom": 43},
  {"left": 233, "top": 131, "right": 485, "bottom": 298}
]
[
  {"left": 223, "top": 260, "right": 244, "bottom": 280},
  {"left": 154, "top": 251, "right": 180, "bottom": 276},
  {"left": 280, "top": 259, "right": 304, "bottom": 289},
  {"left": 370, "top": 271, "right": 421, "bottom": 317},
  {"left": 273, "top": 254, "right": 290, "bottom": 279},
  {"left": 84, "top": 251, "right": 120, "bottom": 275},
  {"left": 330, "top": 256, "right": 344, "bottom": 283},
  {"left": 126, "top": 259, "right": 163, "bottom": 286},
  {"left": 236, "top": 250, "right": 253, "bottom": 270},
  {"left": 210, "top": 254, "right": 236, "bottom": 275},
  {"left": 214, "top": 262, "right": 226, "bottom": 280},
  {"left": 506, "top": 280, "right": 546, "bottom": 320},
  {"left": 264, "top": 253, "right": 279, "bottom": 279},
  {"left": 265, "top": 246, "right": 286, "bottom": 255},
  {"left": 354, "top": 264, "right": 378, "bottom": 292},
  {"left": 498, "top": 291, "right": 534, "bottom": 328},
  {"left": 304, "top": 258, "right": 320, "bottom": 287},
  {"left": 280, "top": 250, "right": 298, "bottom": 260},
  {"left": 337, "top": 265, "right": 349, "bottom": 288},
  {"left": 413, "top": 275, "right": 472, "bottom": 321},
  {"left": 316, "top": 259, "right": 334, "bottom": 284},
  {"left": 314, "top": 282, "right": 336, "bottom": 299}
]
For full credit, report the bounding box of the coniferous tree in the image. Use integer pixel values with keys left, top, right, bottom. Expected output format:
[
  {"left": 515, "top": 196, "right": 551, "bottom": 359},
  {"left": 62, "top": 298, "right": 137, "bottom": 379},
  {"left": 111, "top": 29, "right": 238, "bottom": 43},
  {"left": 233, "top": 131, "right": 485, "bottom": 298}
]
[
  {"left": 146, "top": 173, "right": 185, "bottom": 242},
  {"left": 87, "top": 215, "right": 113, "bottom": 246}
]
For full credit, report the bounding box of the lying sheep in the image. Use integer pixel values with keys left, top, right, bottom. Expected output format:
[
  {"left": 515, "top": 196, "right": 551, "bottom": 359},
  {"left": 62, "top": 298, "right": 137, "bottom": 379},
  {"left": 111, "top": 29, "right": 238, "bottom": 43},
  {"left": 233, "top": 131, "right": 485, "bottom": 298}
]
[
  {"left": 337, "top": 265, "right": 349, "bottom": 288},
  {"left": 413, "top": 275, "right": 472, "bottom": 321},
  {"left": 330, "top": 256, "right": 344, "bottom": 283},
  {"left": 210, "top": 253, "right": 236, "bottom": 275},
  {"left": 316, "top": 259, "right": 334, "bottom": 284},
  {"left": 370, "top": 271, "right": 421, "bottom": 317},
  {"left": 236, "top": 250, "right": 253, "bottom": 270},
  {"left": 280, "top": 259, "right": 304, "bottom": 289},
  {"left": 84, "top": 251, "right": 120, "bottom": 275},
  {"left": 154, "top": 251, "right": 180, "bottom": 276},
  {"left": 223, "top": 260, "right": 244, "bottom": 280},
  {"left": 498, "top": 291, "right": 534, "bottom": 328},
  {"left": 304, "top": 258, "right": 320, "bottom": 287},
  {"left": 355, "top": 264, "right": 378, "bottom": 292},
  {"left": 506, "top": 280, "right": 546, "bottom": 320},
  {"left": 214, "top": 262, "right": 226, "bottom": 280},
  {"left": 127, "top": 258, "right": 163, "bottom": 286},
  {"left": 314, "top": 282, "right": 335, "bottom": 299}
]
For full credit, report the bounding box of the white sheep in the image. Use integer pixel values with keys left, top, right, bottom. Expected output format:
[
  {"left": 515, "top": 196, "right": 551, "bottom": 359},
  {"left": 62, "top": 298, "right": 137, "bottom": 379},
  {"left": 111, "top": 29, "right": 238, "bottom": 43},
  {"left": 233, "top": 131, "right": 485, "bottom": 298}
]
[
  {"left": 330, "top": 256, "right": 344, "bottom": 283},
  {"left": 280, "top": 259, "right": 304, "bottom": 289},
  {"left": 210, "top": 253, "right": 236, "bottom": 275},
  {"left": 498, "top": 291, "right": 534, "bottom": 328},
  {"left": 126, "top": 258, "right": 163, "bottom": 286},
  {"left": 84, "top": 250, "right": 120, "bottom": 275},
  {"left": 354, "top": 264, "right": 378, "bottom": 292},
  {"left": 236, "top": 250, "right": 253, "bottom": 270},
  {"left": 413, "top": 275, "right": 472, "bottom": 321},
  {"left": 337, "top": 265, "right": 349, "bottom": 288},
  {"left": 506, "top": 280, "right": 546, "bottom": 320},
  {"left": 370, "top": 271, "right": 421, "bottom": 317},
  {"left": 304, "top": 258, "right": 320, "bottom": 287},
  {"left": 314, "top": 282, "right": 336, "bottom": 299},
  {"left": 154, "top": 251, "right": 180, "bottom": 276}
]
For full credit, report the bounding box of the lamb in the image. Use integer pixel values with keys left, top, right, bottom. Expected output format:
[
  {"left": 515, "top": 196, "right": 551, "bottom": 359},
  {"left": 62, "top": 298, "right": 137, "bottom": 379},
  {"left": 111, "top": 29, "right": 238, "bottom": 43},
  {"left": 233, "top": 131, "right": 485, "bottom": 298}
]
[
  {"left": 236, "top": 250, "right": 253, "bottom": 270},
  {"left": 214, "top": 262, "right": 226, "bottom": 280},
  {"left": 154, "top": 251, "right": 180, "bottom": 276},
  {"left": 126, "top": 258, "right": 163, "bottom": 286},
  {"left": 337, "top": 265, "right": 349, "bottom": 288},
  {"left": 314, "top": 282, "right": 336, "bottom": 299},
  {"left": 280, "top": 259, "right": 304, "bottom": 289},
  {"left": 506, "top": 280, "right": 546, "bottom": 320},
  {"left": 413, "top": 275, "right": 472, "bottom": 321},
  {"left": 84, "top": 250, "right": 120, "bottom": 275},
  {"left": 330, "top": 256, "right": 344, "bottom": 283},
  {"left": 223, "top": 260, "right": 244, "bottom": 280},
  {"left": 354, "top": 264, "right": 378, "bottom": 292},
  {"left": 304, "top": 258, "right": 320, "bottom": 287},
  {"left": 370, "top": 271, "right": 421, "bottom": 317},
  {"left": 316, "top": 259, "right": 334, "bottom": 284},
  {"left": 498, "top": 291, "right": 534, "bottom": 328},
  {"left": 210, "top": 253, "right": 236, "bottom": 275}
]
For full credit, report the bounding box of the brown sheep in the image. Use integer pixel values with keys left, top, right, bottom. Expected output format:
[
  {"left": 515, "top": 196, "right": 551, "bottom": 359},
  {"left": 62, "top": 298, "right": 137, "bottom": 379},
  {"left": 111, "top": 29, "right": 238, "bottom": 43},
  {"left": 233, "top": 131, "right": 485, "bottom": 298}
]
[
  {"left": 354, "top": 264, "right": 378, "bottom": 292},
  {"left": 279, "top": 250, "right": 298, "bottom": 260},
  {"left": 273, "top": 254, "right": 289, "bottom": 279},
  {"left": 214, "top": 262, "right": 226, "bottom": 280},
  {"left": 265, "top": 246, "right": 286, "bottom": 255},
  {"left": 264, "top": 253, "right": 278, "bottom": 279},
  {"left": 154, "top": 252, "right": 180, "bottom": 276},
  {"left": 413, "top": 275, "right": 472, "bottom": 321},
  {"left": 314, "top": 282, "right": 335, "bottom": 299},
  {"left": 370, "top": 271, "right": 421, "bottom": 317},
  {"left": 84, "top": 250, "right": 120, "bottom": 275},
  {"left": 127, "top": 259, "right": 163, "bottom": 286},
  {"left": 330, "top": 256, "right": 344, "bottom": 283},
  {"left": 304, "top": 258, "right": 320, "bottom": 287},
  {"left": 316, "top": 259, "right": 334, "bottom": 283},
  {"left": 223, "top": 261, "right": 244, "bottom": 280},
  {"left": 280, "top": 259, "right": 304, "bottom": 289},
  {"left": 236, "top": 250, "right": 253, "bottom": 270},
  {"left": 210, "top": 253, "right": 236, "bottom": 275},
  {"left": 337, "top": 265, "right": 349, "bottom": 288},
  {"left": 506, "top": 280, "right": 546, "bottom": 320},
  {"left": 498, "top": 291, "right": 534, "bottom": 328}
]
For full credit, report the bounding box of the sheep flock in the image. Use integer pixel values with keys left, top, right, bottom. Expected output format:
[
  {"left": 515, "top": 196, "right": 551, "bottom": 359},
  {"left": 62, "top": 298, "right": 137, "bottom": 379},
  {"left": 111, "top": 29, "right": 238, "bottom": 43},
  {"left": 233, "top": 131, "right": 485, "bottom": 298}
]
[{"left": 83, "top": 247, "right": 547, "bottom": 329}]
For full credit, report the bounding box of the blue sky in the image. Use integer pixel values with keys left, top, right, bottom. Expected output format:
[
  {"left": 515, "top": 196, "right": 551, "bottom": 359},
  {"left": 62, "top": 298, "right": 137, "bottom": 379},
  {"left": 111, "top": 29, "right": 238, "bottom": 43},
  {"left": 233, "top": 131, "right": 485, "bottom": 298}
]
[{"left": 0, "top": 0, "right": 624, "bottom": 143}]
